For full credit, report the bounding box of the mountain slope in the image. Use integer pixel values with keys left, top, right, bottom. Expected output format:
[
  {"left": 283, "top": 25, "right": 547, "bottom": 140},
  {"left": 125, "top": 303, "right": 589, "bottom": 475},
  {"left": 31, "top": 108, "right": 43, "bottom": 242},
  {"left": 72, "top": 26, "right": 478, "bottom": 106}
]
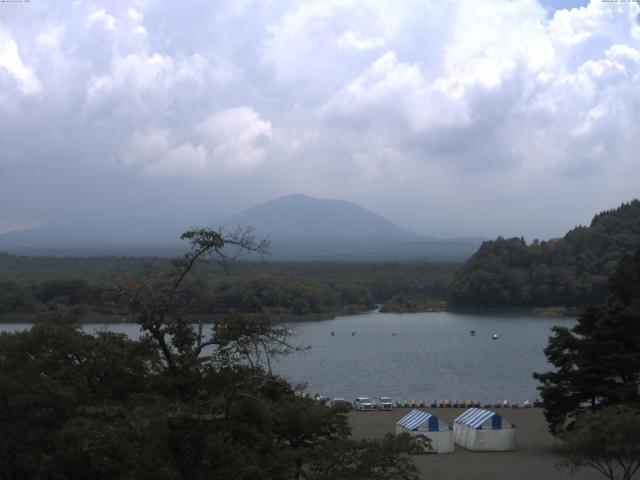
[
  {"left": 0, "top": 194, "right": 482, "bottom": 260},
  {"left": 449, "top": 200, "right": 640, "bottom": 308},
  {"left": 218, "top": 194, "right": 480, "bottom": 261},
  {"left": 219, "top": 194, "right": 418, "bottom": 241}
]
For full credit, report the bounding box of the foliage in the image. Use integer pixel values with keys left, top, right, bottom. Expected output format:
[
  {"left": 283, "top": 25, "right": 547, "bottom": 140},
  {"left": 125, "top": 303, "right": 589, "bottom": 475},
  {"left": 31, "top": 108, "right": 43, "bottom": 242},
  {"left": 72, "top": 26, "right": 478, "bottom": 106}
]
[
  {"left": 558, "top": 406, "right": 640, "bottom": 480},
  {"left": 205, "top": 277, "right": 375, "bottom": 319},
  {"left": 0, "top": 322, "right": 166, "bottom": 479},
  {"left": 379, "top": 294, "right": 447, "bottom": 313},
  {"left": 0, "top": 227, "right": 420, "bottom": 479},
  {"left": 533, "top": 249, "right": 640, "bottom": 433},
  {"left": 0, "top": 256, "right": 457, "bottom": 322},
  {"left": 450, "top": 200, "right": 640, "bottom": 308},
  {"left": 304, "top": 433, "right": 420, "bottom": 480}
]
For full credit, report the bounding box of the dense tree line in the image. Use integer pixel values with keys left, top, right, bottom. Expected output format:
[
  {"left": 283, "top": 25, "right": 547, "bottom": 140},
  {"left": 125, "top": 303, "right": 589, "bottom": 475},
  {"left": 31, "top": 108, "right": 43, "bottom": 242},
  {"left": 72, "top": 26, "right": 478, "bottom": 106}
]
[
  {"left": 0, "top": 277, "right": 374, "bottom": 323},
  {"left": 0, "top": 279, "right": 119, "bottom": 320},
  {"left": 205, "top": 278, "right": 375, "bottom": 318},
  {"left": 533, "top": 248, "right": 640, "bottom": 433},
  {"left": 0, "top": 256, "right": 458, "bottom": 321},
  {"left": 449, "top": 200, "right": 640, "bottom": 308},
  {"left": 0, "top": 254, "right": 457, "bottom": 303}
]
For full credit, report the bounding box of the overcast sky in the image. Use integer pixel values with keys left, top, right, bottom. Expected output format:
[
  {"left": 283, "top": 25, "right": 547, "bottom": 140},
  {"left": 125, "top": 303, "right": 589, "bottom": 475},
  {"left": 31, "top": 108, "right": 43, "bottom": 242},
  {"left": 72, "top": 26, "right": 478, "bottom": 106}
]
[{"left": 1, "top": 0, "right": 639, "bottom": 241}]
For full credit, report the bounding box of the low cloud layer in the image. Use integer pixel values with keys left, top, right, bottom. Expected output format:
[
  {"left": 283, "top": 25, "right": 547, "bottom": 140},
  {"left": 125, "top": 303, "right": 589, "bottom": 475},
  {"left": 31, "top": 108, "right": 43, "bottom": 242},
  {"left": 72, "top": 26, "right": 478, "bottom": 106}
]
[{"left": 1, "top": 0, "right": 639, "bottom": 240}]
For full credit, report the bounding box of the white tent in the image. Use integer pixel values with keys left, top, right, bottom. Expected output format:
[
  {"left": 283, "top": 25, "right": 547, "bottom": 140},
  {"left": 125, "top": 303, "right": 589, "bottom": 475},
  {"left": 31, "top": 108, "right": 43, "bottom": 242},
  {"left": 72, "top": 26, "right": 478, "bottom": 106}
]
[
  {"left": 453, "top": 408, "right": 516, "bottom": 452},
  {"left": 396, "top": 409, "right": 454, "bottom": 453}
]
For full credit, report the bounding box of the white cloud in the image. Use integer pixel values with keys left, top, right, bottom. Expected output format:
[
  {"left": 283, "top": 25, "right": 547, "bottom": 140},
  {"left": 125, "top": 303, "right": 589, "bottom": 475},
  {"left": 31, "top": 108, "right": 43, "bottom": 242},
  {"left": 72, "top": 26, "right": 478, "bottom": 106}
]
[
  {"left": 145, "top": 143, "right": 208, "bottom": 175},
  {"left": 86, "top": 9, "right": 116, "bottom": 31},
  {"left": 120, "top": 107, "right": 272, "bottom": 175},
  {"left": 121, "top": 128, "right": 171, "bottom": 167},
  {"left": 87, "top": 53, "right": 174, "bottom": 100},
  {"left": 198, "top": 107, "right": 273, "bottom": 169},
  {"left": 36, "top": 25, "right": 66, "bottom": 49},
  {"left": 126, "top": 8, "right": 146, "bottom": 34},
  {"left": 121, "top": 128, "right": 207, "bottom": 175},
  {"left": 317, "top": 0, "right": 640, "bottom": 177},
  {"left": 0, "top": 28, "right": 41, "bottom": 95},
  {"left": 336, "top": 30, "right": 385, "bottom": 50},
  {"left": 1, "top": 0, "right": 640, "bottom": 239}
]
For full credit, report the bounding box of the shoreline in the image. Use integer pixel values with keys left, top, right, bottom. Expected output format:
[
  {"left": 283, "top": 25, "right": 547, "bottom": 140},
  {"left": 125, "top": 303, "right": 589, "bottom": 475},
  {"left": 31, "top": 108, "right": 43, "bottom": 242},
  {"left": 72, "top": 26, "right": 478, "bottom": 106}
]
[{"left": 0, "top": 306, "right": 580, "bottom": 324}]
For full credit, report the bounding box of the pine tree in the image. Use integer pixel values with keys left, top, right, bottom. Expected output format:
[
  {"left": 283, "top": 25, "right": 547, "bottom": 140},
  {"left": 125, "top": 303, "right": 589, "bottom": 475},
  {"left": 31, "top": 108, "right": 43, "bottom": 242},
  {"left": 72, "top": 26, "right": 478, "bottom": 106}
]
[{"left": 534, "top": 249, "right": 640, "bottom": 433}]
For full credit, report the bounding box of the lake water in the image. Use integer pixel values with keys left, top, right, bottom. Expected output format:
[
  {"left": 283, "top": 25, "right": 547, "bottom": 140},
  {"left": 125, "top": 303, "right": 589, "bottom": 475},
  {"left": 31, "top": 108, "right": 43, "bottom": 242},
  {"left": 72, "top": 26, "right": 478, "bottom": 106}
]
[{"left": 0, "top": 311, "right": 573, "bottom": 404}]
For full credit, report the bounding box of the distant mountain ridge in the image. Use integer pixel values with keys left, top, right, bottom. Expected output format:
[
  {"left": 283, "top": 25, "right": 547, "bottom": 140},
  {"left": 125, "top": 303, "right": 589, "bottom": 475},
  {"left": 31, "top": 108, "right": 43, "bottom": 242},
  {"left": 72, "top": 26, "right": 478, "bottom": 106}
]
[
  {"left": 449, "top": 199, "right": 640, "bottom": 308},
  {"left": 0, "top": 194, "right": 482, "bottom": 260},
  {"left": 219, "top": 194, "right": 419, "bottom": 241},
  {"left": 217, "top": 194, "right": 480, "bottom": 261}
]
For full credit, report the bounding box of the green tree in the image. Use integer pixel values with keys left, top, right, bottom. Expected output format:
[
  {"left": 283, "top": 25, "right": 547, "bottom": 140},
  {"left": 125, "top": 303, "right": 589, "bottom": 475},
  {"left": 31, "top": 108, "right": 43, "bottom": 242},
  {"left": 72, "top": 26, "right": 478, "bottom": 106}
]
[
  {"left": 305, "top": 433, "right": 420, "bottom": 480},
  {"left": 450, "top": 200, "right": 640, "bottom": 308},
  {"left": 534, "top": 249, "right": 640, "bottom": 433},
  {"left": 558, "top": 406, "right": 640, "bottom": 480},
  {"left": 0, "top": 321, "right": 164, "bottom": 479}
]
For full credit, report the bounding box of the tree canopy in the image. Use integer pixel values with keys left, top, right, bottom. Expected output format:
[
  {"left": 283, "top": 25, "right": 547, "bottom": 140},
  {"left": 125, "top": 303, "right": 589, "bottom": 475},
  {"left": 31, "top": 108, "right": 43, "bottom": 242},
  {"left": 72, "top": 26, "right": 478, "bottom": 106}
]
[
  {"left": 449, "top": 200, "right": 640, "bottom": 308},
  {"left": 533, "top": 248, "right": 640, "bottom": 434},
  {"left": 558, "top": 406, "right": 640, "bottom": 480}
]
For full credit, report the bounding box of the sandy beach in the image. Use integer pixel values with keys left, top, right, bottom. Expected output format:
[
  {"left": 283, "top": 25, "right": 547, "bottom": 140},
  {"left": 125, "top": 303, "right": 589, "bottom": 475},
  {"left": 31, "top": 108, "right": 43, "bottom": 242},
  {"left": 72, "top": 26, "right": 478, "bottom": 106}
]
[{"left": 348, "top": 408, "right": 602, "bottom": 480}]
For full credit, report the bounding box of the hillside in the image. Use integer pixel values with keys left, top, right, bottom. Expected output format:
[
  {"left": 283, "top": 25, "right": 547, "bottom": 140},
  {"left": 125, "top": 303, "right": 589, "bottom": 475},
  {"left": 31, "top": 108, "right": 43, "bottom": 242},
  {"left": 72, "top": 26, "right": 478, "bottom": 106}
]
[
  {"left": 219, "top": 194, "right": 480, "bottom": 260},
  {"left": 449, "top": 200, "right": 640, "bottom": 308},
  {"left": 219, "top": 193, "right": 417, "bottom": 241}
]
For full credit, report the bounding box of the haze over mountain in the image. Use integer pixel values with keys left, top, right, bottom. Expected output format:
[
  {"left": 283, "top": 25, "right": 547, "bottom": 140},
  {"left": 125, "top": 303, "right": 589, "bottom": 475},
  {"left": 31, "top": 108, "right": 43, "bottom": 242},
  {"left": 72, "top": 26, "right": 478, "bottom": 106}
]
[
  {"left": 0, "top": 193, "right": 481, "bottom": 260},
  {"left": 220, "top": 194, "right": 419, "bottom": 242},
  {"left": 219, "top": 194, "right": 480, "bottom": 260}
]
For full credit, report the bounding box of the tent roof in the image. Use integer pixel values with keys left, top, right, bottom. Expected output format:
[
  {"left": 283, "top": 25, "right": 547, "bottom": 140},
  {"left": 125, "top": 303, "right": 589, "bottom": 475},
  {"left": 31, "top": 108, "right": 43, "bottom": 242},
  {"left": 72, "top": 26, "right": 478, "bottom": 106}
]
[
  {"left": 454, "top": 408, "right": 500, "bottom": 429},
  {"left": 397, "top": 410, "right": 435, "bottom": 430}
]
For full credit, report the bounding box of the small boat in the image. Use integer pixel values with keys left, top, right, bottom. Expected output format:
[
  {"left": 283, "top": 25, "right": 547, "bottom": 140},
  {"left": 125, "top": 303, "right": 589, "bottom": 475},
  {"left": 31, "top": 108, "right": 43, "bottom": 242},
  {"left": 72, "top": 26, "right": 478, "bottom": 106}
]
[
  {"left": 492, "top": 334, "right": 499, "bottom": 340},
  {"left": 330, "top": 331, "right": 335, "bottom": 336},
  {"left": 470, "top": 330, "right": 476, "bottom": 336}
]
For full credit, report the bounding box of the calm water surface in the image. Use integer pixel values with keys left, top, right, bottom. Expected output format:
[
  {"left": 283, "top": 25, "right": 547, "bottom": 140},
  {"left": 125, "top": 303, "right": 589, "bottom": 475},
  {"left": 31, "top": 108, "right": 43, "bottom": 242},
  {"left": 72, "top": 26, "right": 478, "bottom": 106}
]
[
  {"left": 0, "top": 311, "right": 573, "bottom": 404},
  {"left": 278, "top": 311, "right": 574, "bottom": 404}
]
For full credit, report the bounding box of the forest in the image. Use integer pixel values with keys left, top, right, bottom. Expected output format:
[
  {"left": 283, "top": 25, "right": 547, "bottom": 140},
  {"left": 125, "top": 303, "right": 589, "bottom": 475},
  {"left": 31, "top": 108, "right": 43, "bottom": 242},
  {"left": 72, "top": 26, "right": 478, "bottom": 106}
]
[
  {"left": 0, "top": 254, "right": 457, "bottom": 322},
  {"left": 449, "top": 200, "right": 640, "bottom": 309}
]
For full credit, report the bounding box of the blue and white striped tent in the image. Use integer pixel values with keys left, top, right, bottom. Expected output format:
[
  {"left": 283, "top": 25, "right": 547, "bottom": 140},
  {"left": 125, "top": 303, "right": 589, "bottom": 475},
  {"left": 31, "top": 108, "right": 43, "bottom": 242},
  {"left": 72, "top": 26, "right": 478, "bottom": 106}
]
[
  {"left": 396, "top": 410, "right": 453, "bottom": 453},
  {"left": 453, "top": 408, "right": 516, "bottom": 451}
]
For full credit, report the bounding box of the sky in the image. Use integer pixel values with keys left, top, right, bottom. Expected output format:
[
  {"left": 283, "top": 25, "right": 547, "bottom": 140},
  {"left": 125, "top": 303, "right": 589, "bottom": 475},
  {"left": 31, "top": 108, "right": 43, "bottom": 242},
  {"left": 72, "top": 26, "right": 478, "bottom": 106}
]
[{"left": 1, "top": 0, "right": 639, "bottom": 242}]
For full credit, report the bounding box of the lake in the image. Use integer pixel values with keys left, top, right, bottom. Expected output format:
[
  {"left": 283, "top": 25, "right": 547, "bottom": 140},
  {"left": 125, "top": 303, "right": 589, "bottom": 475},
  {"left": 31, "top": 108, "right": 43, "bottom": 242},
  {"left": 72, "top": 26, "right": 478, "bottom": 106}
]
[{"left": 0, "top": 311, "right": 572, "bottom": 404}]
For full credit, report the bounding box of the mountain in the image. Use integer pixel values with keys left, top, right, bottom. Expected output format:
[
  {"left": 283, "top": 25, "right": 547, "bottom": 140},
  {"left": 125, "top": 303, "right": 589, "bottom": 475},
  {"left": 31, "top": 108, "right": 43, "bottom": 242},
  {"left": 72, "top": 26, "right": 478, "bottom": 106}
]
[
  {"left": 449, "top": 199, "right": 640, "bottom": 308},
  {"left": 219, "top": 194, "right": 418, "bottom": 242},
  {"left": 217, "top": 194, "right": 480, "bottom": 261},
  {"left": 0, "top": 194, "right": 482, "bottom": 260}
]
